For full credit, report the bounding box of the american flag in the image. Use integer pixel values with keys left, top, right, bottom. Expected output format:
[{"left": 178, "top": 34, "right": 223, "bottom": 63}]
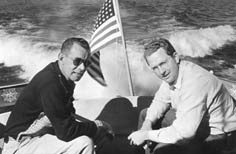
[
  {"left": 87, "top": 0, "right": 122, "bottom": 86},
  {"left": 87, "top": 52, "right": 107, "bottom": 86}
]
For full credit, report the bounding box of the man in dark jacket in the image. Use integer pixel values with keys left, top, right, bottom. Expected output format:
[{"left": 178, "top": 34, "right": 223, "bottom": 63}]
[{"left": 3, "top": 38, "right": 112, "bottom": 154}]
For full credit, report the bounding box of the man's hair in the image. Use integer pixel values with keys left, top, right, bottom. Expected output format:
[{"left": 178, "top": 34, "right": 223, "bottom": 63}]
[
  {"left": 61, "top": 37, "right": 90, "bottom": 55},
  {"left": 143, "top": 38, "right": 176, "bottom": 62}
]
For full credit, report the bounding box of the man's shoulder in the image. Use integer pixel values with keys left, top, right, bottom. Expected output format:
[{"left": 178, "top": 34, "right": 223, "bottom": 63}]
[
  {"left": 30, "top": 62, "right": 60, "bottom": 87},
  {"left": 181, "top": 61, "right": 219, "bottom": 85},
  {"left": 181, "top": 61, "right": 212, "bottom": 77}
]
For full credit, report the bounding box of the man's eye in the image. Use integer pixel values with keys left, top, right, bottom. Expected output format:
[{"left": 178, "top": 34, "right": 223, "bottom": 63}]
[
  {"left": 152, "top": 66, "right": 158, "bottom": 70},
  {"left": 159, "top": 62, "right": 165, "bottom": 66},
  {"left": 73, "top": 58, "right": 83, "bottom": 66}
]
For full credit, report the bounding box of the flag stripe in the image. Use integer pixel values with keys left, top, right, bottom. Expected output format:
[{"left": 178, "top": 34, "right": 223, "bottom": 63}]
[
  {"left": 87, "top": 64, "right": 104, "bottom": 78},
  {"left": 90, "top": 55, "right": 99, "bottom": 66},
  {"left": 91, "top": 32, "right": 121, "bottom": 52},
  {"left": 87, "top": 52, "right": 106, "bottom": 86},
  {"left": 90, "top": 65, "right": 101, "bottom": 73},
  {"left": 91, "top": 17, "right": 117, "bottom": 40},
  {"left": 91, "top": 38, "right": 118, "bottom": 54},
  {"left": 87, "top": 67, "right": 107, "bottom": 86},
  {"left": 91, "top": 28, "right": 120, "bottom": 49},
  {"left": 93, "top": 52, "right": 100, "bottom": 59},
  {"left": 90, "top": 22, "right": 119, "bottom": 46}
]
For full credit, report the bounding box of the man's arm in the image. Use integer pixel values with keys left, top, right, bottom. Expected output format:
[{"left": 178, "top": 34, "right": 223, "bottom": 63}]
[
  {"left": 147, "top": 76, "right": 210, "bottom": 144},
  {"left": 141, "top": 82, "right": 171, "bottom": 130},
  {"left": 129, "top": 76, "right": 211, "bottom": 145},
  {"left": 129, "top": 82, "right": 171, "bottom": 145},
  {"left": 40, "top": 82, "right": 97, "bottom": 142}
]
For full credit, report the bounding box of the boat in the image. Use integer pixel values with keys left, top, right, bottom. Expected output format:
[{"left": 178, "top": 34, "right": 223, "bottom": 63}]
[{"left": 0, "top": 78, "right": 235, "bottom": 154}]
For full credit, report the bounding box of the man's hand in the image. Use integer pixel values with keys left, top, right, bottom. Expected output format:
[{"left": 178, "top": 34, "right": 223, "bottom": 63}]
[
  {"left": 140, "top": 119, "right": 153, "bottom": 131},
  {"left": 94, "top": 120, "right": 114, "bottom": 137},
  {"left": 93, "top": 120, "right": 114, "bottom": 152},
  {"left": 128, "top": 130, "right": 149, "bottom": 146}
]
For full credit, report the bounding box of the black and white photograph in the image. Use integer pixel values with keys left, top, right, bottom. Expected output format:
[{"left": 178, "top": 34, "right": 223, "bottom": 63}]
[{"left": 0, "top": 0, "right": 235, "bottom": 154}]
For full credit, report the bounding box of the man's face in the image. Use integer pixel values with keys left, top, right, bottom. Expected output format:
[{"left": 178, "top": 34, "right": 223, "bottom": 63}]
[
  {"left": 146, "top": 48, "right": 179, "bottom": 85},
  {"left": 60, "top": 44, "right": 89, "bottom": 81}
]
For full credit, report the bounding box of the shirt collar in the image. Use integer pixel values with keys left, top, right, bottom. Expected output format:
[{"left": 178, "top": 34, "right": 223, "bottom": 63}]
[{"left": 171, "top": 61, "right": 183, "bottom": 90}]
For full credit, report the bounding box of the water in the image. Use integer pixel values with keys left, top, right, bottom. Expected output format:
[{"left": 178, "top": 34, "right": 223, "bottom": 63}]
[{"left": 0, "top": 0, "right": 236, "bottom": 97}]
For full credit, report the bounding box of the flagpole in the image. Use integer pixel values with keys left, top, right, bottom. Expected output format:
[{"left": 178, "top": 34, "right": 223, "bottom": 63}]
[{"left": 113, "top": 0, "right": 134, "bottom": 96}]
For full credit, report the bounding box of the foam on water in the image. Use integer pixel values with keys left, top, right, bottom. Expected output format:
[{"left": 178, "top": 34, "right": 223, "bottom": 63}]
[
  {"left": 0, "top": 31, "right": 58, "bottom": 80},
  {"left": 169, "top": 25, "right": 236, "bottom": 57}
]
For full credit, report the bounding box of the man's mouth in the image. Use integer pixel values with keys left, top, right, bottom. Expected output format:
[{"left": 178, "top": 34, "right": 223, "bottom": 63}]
[{"left": 162, "top": 73, "right": 169, "bottom": 79}]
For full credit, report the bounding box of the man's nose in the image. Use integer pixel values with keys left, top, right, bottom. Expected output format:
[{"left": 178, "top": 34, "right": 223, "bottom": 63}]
[{"left": 158, "top": 66, "right": 165, "bottom": 75}]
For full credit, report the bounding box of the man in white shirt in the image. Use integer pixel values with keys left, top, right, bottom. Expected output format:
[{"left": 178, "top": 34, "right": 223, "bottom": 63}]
[{"left": 128, "top": 38, "right": 236, "bottom": 154}]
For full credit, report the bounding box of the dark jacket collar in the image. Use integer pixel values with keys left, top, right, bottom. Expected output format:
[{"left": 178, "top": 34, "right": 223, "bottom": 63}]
[{"left": 51, "top": 61, "right": 75, "bottom": 94}]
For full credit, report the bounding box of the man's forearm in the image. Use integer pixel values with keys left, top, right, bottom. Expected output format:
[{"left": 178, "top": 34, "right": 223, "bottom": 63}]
[
  {"left": 141, "top": 119, "right": 153, "bottom": 130},
  {"left": 146, "top": 102, "right": 170, "bottom": 123}
]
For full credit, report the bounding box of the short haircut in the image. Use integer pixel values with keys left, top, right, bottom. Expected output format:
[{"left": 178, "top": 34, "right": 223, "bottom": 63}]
[
  {"left": 143, "top": 38, "right": 176, "bottom": 63},
  {"left": 61, "top": 37, "right": 90, "bottom": 56}
]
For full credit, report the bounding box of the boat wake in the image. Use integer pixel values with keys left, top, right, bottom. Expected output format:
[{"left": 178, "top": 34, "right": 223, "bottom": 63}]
[
  {"left": 169, "top": 25, "right": 236, "bottom": 57},
  {"left": 0, "top": 25, "right": 235, "bottom": 97}
]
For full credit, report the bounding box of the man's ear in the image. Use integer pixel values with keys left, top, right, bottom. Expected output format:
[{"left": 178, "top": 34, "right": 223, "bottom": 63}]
[
  {"left": 58, "top": 53, "right": 64, "bottom": 62},
  {"left": 173, "top": 52, "right": 180, "bottom": 64}
]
